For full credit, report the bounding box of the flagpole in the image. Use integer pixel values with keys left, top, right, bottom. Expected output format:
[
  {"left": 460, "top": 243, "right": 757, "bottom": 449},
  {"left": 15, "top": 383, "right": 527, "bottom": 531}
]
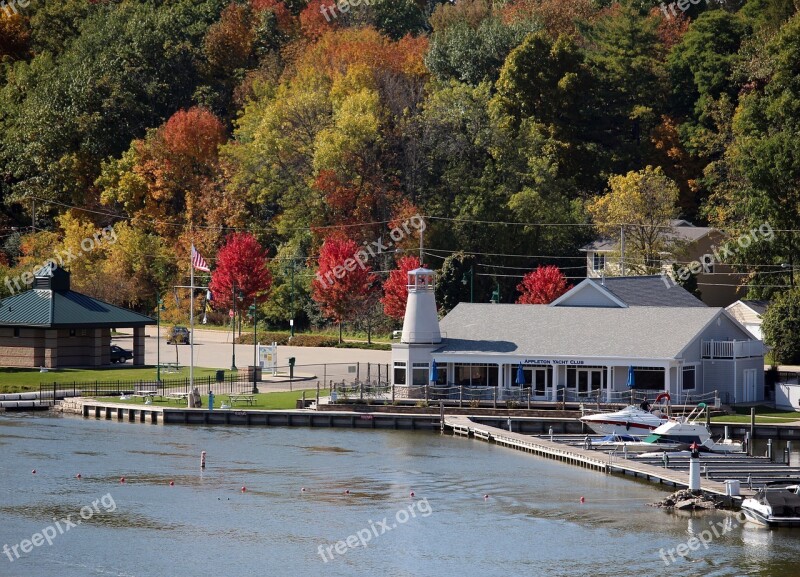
[{"left": 190, "top": 246, "right": 195, "bottom": 393}]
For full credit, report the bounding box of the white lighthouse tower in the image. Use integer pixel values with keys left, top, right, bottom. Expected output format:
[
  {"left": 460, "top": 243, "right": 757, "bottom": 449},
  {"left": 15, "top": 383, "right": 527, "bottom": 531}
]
[{"left": 391, "top": 267, "right": 442, "bottom": 388}]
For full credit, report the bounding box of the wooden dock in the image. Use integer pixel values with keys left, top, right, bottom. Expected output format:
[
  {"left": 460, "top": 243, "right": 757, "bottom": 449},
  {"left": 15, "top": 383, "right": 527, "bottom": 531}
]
[{"left": 443, "top": 416, "right": 800, "bottom": 499}]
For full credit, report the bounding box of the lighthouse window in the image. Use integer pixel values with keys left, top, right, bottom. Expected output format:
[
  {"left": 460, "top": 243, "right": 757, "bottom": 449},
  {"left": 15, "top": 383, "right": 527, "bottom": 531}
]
[{"left": 393, "top": 362, "right": 407, "bottom": 385}]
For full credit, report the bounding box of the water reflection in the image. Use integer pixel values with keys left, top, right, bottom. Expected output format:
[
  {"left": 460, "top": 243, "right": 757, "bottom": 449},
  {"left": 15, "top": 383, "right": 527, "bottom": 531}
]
[{"left": 0, "top": 413, "right": 799, "bottom": 577}]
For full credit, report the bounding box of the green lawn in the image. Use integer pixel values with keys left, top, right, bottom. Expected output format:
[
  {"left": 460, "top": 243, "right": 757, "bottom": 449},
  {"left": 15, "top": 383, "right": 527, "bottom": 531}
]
[
  {"left": 96, "top": 388, "right": 329, "bottom": 410},
  {"left": 0, "top": 366, "right": 238, "bottom": 394},
  {"left": 711, "top": 405, "right": 800, "bottom": 424}
]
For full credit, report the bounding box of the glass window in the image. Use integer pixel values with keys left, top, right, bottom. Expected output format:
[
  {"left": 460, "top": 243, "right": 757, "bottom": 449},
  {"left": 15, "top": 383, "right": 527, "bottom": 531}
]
[
  {"left": 593, "top": 253, "right": 606, "bottom": 271},
  {"left": 631, "top": 367, "right": 665, "bottom": 390},
  {"left": 683, "top": 366, "right": 696, "bottom": 390},
  {"left": 393, "top": 362, "right": 406, "bottom": 385}
]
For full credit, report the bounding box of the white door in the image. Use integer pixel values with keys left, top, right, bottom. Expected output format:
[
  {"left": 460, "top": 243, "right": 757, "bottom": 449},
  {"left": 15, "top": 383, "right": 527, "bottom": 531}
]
[
  {"left": 532, "top": 368, "right": 548, "bottom": 399},
  {"left": 576, "top": 368, "right": 603, "bottom": 398},
  {"left": 743, "top": 369, "right": 757, "bottom": 402}
]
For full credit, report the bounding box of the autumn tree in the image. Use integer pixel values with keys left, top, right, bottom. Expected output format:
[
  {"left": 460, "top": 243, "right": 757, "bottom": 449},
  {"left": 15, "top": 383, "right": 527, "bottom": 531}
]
[
  {"left": 516, "top": 265, "right": 571, "bottom": 304},
  {"left": 588, "top": 166, "right": 680, "bottom": 275},
  {"left": 381, "top": 255, "right": 421, "bottom": 320},
  {"left": 311, "top": 237, "right": 378, "bottom": 342},
  {"left": 209, "top": 233, "right": 273, "bottom": 314}
]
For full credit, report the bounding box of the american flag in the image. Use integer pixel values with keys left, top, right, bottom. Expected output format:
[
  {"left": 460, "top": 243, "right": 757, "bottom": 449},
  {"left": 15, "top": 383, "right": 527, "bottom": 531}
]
[{"left": 191, "top": 245, "right": 210, "bottom": 272}]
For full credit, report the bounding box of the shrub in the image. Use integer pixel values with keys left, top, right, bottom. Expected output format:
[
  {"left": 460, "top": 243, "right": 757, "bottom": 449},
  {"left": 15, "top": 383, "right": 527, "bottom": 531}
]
[{"left": 288, "top": 334, "right": 338, "bottom": 347}]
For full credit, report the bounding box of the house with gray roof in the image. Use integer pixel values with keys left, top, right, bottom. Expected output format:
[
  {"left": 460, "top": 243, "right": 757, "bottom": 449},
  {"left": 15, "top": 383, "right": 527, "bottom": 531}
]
[
  {"left": 581, "top": 219, "right": 747, "bottom": 307},
  {"left": 726, "top": 300, "right": 770, "bottom": 340},
  {"left": 392, "top": 272, "right": 764, "bottom": 405},
  {"left": 0, "top": 266, "right": 154, "bottom": 368}
]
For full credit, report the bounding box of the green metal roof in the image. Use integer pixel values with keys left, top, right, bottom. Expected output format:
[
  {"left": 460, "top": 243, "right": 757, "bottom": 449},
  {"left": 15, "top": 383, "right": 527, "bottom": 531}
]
[{"left": 0, "top": 289, "right": 155, "bottom": 328}]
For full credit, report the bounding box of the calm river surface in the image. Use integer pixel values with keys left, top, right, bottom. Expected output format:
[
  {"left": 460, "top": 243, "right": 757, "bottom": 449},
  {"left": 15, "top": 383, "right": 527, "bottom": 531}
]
[{"left": 1, "top": 413, "right": 798, "bottom": 577}]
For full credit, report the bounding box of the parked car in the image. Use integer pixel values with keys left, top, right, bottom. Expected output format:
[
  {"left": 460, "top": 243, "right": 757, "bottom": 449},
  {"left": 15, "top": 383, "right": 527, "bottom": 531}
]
[
  {"left": 166, "top": 326, "right": 191, "bottom": 344},
  {"left": 109, "top": 345, "right": 133, "bottom": 363}
]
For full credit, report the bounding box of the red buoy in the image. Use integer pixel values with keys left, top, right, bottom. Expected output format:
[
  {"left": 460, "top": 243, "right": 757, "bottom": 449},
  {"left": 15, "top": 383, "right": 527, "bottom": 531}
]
[
  {"left": 76, "top": 473, "right": 82, "bottom": 479},
  {"left": 120, "top": 477, "right": 126, "bottom": 483},
  {"left": 410, "top": 491, "right": 415, "bottom": 497},
  {"left": 241, "top": 486, "right": 246, "bottom": 492},
  {"left": 580, "top": 496, "right": 585, "bottom": 504},
  {"left": 31, "top": 469, "right": 36, "bottom": 474},
  {"left": 169, "top": 480, "right": 174, "bottom": 486}
]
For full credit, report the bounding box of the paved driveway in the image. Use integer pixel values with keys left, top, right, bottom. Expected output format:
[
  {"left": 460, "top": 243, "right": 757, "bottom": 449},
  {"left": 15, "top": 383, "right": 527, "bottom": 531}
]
[{"left": 114, "top": 326, "right": 392, "bottom": 384}]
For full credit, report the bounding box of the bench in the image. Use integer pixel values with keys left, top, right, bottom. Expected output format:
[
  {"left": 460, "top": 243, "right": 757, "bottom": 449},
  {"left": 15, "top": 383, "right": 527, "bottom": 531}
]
[
  {"left": 130, "top": 390, "right": 159, "bottom": 402},
  {"left": 161, "top": 363, "right": 181, "bottom": 374},
  {"left": 228, "top": 394, "right": 256, "bottom": 407},
  {"left": 165, "top": 392, "right": 189, "bottom": 404}
]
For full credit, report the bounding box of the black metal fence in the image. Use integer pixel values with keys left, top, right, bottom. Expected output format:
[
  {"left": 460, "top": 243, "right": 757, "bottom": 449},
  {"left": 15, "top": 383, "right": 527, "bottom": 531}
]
[{"left": 38, "top": 374, "right": 256, "bottom": 402}]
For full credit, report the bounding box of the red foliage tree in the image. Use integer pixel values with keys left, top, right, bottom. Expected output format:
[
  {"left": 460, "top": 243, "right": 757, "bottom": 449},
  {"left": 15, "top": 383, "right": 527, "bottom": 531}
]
[
  {"left": 312, "top": 237, "right": 378, "bottom": 342},
  {"left": 381, "top": 255, "right": 421, "bottom": 320},
  {"left": 209, "top": 233, "right": 272, "bottom": 310},
  {"left": 516, "top": 265, "right": 571, "bottom": 304}
]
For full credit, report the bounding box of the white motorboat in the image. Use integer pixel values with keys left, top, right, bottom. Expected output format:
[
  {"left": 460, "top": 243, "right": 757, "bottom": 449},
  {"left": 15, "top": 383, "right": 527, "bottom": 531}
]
[
  {"left": 741, "top": 486, "right": 800, "bottom": 527},
  {"left": 640, "top": 403, "right": 744, "bottom": 454},
  {"left": 580, "top": 394, "right": 671, "bottom": 436},
  {"left": 585, "top": 433, "right": 682, "bottom": 453}
]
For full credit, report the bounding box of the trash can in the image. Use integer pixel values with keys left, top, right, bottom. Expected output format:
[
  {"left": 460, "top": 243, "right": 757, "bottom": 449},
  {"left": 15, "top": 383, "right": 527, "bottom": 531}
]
[
  {"left": 724, "top": 480, "right": 740, "bottom": 497},
  {"left": 216, "top": 370, "right": 225, "bottom": 383}
]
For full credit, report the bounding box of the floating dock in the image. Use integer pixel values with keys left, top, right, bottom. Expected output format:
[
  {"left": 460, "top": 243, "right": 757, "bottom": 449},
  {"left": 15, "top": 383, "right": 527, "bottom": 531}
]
[{"left": 446, "top": 416, "right": 800, "bottom": 499}]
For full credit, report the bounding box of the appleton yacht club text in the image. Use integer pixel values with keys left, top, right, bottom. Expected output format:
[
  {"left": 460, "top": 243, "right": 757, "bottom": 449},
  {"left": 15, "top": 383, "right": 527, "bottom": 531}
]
[{"left": 524, "top": 359, "right": 586, "bottom": 365}]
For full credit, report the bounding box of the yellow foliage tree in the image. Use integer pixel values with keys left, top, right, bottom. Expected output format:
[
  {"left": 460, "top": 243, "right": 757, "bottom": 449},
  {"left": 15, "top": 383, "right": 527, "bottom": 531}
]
[{"left": 587, "top": 165, "right": 680, "bottom": 275}]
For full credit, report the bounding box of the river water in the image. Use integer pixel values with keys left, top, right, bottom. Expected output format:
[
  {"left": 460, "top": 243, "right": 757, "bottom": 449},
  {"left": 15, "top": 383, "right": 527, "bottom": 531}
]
[{"left": 1, "top": 413, "right": 798, "bottom": 577}]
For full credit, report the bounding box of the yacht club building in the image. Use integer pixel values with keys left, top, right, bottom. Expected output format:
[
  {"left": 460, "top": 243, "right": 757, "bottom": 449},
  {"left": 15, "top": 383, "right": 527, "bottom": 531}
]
[{"left": 391, "top": 270, "right": 765, "bottom": 405}]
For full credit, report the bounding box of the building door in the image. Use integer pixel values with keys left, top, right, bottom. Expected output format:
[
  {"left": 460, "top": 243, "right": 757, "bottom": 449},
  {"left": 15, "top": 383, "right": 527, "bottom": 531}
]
[
  {"left": 743, "top": 369, "right": 757, "bottom": 402},
  {"left": 532, "top": 368, "right": 548, "bottom": 399},
  {"left": 576, "top": 368, "right": 603, "bottom": 397}
]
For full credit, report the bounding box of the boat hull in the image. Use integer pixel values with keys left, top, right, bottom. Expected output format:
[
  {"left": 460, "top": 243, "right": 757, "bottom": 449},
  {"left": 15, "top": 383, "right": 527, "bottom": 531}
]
[{"left": 741, "top": 504, "right": 800, "bottom": 527}]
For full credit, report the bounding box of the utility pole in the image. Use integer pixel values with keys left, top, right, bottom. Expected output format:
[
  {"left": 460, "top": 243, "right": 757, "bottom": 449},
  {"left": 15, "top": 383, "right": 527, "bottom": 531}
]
[
  {"left": 620, "top": 226, "right": 626, "bottom": 276},
  {"left": 231, "top": 281, "right": 236, "bottom": 371}
]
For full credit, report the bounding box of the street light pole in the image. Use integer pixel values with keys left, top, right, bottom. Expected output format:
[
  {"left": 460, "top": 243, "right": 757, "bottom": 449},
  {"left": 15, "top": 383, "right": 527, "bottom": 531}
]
[
  {"left": 231, "top": 281, "right": 237, "bottom": 371},
  {"left": 290, "top": 264, "right": 295, "bottom": 338},
  {"left": 461, "top": 266, "right": 474, "bottom": 303},
  {"left": 156, "top": 292, "right": 164, "bottom": 384},
  {"left": 252, "top": 297, "right": 259, "bottom": 394}
]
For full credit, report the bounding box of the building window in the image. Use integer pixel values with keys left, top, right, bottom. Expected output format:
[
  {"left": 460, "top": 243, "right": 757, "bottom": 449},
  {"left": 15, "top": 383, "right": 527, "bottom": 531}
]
[
  {"left": 682, "top": 366, "right": 696, "bottom": 390},
  {"left": 412, "top": 363, "right": 429, "bottom": 386},
  {"left": 631, "top": 367, "right": 665, "bottom": 390},
  {"left": 393, "top": 362, "right": 406, "bottom": 385},
  {"left": 592, "top": 253, "right": 606, "bottom": 271},
  {"left": 69, "top": 329, "right": 76, "bottom": 337},
  {"left": 700, "top": 255, "right": 714, "bottom": 274},
  {"left": 454, "top": 364, "right": 498, "bottom": 387},
  {"left": 13, "top": 328, "right": 20, "bottom": 338}
]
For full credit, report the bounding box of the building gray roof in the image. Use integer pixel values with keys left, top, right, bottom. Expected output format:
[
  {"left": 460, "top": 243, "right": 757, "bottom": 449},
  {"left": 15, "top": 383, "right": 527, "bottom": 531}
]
[
  {"left": 739, "top": 300, "right": 769, "bottom": 316},
  {"left": 598, "top": 276, "right": 707, "bottom": 307},
  {"left": 581, "top": 220, "right": 714, "bottom": 252},
  {"left": 435, "top": 303, "right": 726, "bottom": 359}
]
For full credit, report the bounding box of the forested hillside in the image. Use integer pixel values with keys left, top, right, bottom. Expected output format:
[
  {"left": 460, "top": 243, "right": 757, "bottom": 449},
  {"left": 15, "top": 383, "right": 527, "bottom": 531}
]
[{"left": 1, "top": 0, "right": 798, "bottom": 333}]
